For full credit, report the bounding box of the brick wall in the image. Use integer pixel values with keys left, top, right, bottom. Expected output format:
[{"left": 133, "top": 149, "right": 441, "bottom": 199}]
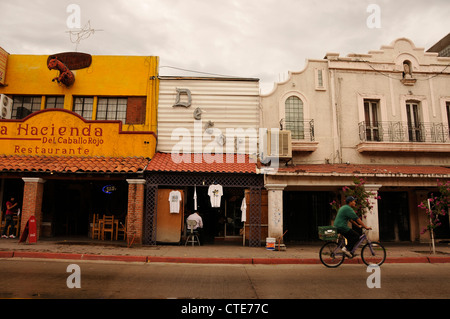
[
  {"left": 21, "top": 178, "right": 45, "bottom": 240},
  {"left": 126, "top": 179, "right": 145, "bottom": 244}
]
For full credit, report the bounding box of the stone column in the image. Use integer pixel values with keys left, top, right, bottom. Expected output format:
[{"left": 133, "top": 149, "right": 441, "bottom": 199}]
[
  {"left": 126, "top": 179, "right": 145, "bottom": 245},
  {"left": 21, "top": 178, "right": 46, "bottom": 240},
  {"left": 363, "top": 184, "right": 381, "bottom": 242},
  {"left": 265, "top": 184, "right": 286, "bottom": 239}
]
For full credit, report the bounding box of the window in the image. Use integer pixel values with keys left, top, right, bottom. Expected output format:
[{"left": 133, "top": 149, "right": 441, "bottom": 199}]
[
  {"left": 12, "top": 96, "right": 42, "bottom": 119},
  {"left": 314, "top": 68, "right": 326, "bottom": 90},
  {"left": 96, "top": 97, "right": 127, "bottom": 123},
  {"left": 285, "top": 96, "right": 304, "bottom": 139},
  {"left": 364, "top": 100, "right": 380, "bottom": 141},
  {"left": 406, "top": 101, "right": 423, "bottom": 142},
  {"left": 73, "top": 97, "right": 94, "bottom": 120},
  {"left": 45, "top": 96, "right": 64, "bottom": 109},
  {"left": 317, "top": 70, "right": 323, "bottom": 87}
]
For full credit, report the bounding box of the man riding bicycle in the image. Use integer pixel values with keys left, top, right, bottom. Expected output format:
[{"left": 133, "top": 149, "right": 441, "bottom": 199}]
[{"left": 333, "top": 196, "right": 372, "bottom": 258}]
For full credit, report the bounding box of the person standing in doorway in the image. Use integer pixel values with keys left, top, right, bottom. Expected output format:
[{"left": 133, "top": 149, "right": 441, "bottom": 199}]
[{"left": 2, "top": 196, "right": 19, "bottom": 238}]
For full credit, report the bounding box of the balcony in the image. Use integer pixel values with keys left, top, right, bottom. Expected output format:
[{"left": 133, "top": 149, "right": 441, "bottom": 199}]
[
  {"left": 281, "top": 119, "right": 318, "bottom": 152},
  {"left": 357, "top": 121, "right": 450, "bottom": 153}
]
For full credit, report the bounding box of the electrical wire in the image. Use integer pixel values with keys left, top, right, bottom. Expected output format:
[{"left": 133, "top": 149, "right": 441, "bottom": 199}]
[{"left": 159, "top": 65, "right": 242, "bottom": 78}]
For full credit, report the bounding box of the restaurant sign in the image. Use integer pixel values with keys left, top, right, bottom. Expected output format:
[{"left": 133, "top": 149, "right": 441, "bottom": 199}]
[{"left": 0, "top": 109, "right": 156, "bottom": 157}]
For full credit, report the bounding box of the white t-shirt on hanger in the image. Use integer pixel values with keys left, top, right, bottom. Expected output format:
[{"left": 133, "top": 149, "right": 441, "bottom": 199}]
[
  {"left": 169, "top": 190, "right": 182, "bottom": 213},
  {"left": 208, "top": 184, "right": 223, "bottom": 208},
  {"left": 241, "top": 197, "right": 247, "bottom": 222},
  {"left": 194, "top": 186, "right": 197, "bottom": 210}
]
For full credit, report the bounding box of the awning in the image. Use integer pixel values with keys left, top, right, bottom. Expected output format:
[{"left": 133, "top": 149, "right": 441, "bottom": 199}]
[
  {"left": 0, "top": 155, "right": 150, "bottom": 174},
  {"left": 277, "top": 163, "right": 450, "bottom": 178},
  {"left": 146, "top": 152, "right": 258, "bottom": 174}
]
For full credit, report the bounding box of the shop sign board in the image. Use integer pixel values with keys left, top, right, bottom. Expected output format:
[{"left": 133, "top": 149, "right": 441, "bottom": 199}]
[
  {"left": 0, "top": 109, "right": 156, "bottom": 157},
  {"left": 102, "top": 185, "right": 117, "bottom": 194},
  {"left": 19, "top": 215, "right": 37, "bottom": 244}
]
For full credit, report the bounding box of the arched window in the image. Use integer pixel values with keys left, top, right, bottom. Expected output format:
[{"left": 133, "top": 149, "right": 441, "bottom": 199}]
[{"left": 285, "top": 96, "right": 304, "bottom": 139}]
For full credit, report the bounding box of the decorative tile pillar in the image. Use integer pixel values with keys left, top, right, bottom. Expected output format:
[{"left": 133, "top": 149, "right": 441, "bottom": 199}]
[
  {"left": 21, "top": 178, "right": 46, "bottom": 240},
  {"left": 363, "top": 184, "right": 382, "bottom": 242},
  {"left": 126, "top": 179, "right": 146, "bottom": 245},
  {"left": 265, "top": 184, "right": 286, "bottom": 239}
]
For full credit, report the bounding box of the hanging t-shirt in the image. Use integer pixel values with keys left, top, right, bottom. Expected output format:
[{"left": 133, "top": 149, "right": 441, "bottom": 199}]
[
  {"left": 240, "top": 197, "right": 247, "bottom": 222},
  {"left": 208, "top": 184, "right": 223, "bottom": 208},
  {"left": 193, "top": 186, "right": 198, "bottom": 210},
  {"left": 169, "top": 190, "right": 182, "bottom": 213}
]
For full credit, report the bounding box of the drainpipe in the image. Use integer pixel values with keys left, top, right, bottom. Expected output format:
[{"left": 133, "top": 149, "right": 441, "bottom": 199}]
[{"left": 329, "top": 68, "right": 342, "bottom": 163}]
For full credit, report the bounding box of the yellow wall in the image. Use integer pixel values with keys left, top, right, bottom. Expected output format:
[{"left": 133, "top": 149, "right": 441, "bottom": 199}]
[
  {"left": 0, "top": 54, "right": 159, "bottom": 132},
  {"left": 0, "top": 53, "right": 159, "bottom": 158}
]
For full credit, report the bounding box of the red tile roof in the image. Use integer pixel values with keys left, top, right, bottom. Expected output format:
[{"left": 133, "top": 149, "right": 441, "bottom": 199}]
[
  {"left": 0, "top": 155, "right": 150, "bottom": 173},
  {"left": 146, "top": 153, "right": 258, "bottom": 174},
  {"left": 277, "top": 164, "right": 450, "bottom": 177}
]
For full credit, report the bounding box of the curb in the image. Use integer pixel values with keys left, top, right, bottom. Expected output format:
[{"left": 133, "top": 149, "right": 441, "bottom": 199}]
[
  {"left": 1, "top": 250, "right": 450, "bottom": 264},
  {"left": 147, "top": 256, "right": 253, "bottom": 264},
  {"left": 12, "top": 251, "right": 147, "bottom": 263}
]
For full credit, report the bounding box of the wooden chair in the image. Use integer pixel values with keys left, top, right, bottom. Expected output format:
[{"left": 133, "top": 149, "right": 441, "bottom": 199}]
[
  {"left": 117, "top": 218, "right": 127, "bottom": 241},
  {"left": 91, "top": 214, "right": 101, "bottom": 239},
  {"left": 102, "top": 215, "right": 115, "bottom": 240}
]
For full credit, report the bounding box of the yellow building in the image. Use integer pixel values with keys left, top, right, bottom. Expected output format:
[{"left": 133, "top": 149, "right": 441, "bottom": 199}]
[{"left": 0, "top": 49, "right": 159, "bottom": 244}]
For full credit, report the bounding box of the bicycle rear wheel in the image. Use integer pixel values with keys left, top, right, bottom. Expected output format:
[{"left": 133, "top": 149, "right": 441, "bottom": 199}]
[
  {"left": 361, "top": 242, "right": 386, "bottom": 266},
  {"left": 319, "top": 241, "right": 344, "bottom": 268}
]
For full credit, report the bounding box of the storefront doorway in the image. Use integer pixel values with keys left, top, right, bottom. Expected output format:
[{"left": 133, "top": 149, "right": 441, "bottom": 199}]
[
  {"left": 42, "top": 180, "right": 128, "bottom": 237},
  {"left": 144, "top": 171, "right": 264, "bottom": 246},
  {"left": 0, "top": 178, "right": 24, "bottom": 236},
  {"left": 283, "top": 191, "right": 334, "bottom": 242},
  {"left": 378, "top": 192, "right": 410, "bottom": 241},
  {"left": 183, "top": 186, "right": 246, "bottom": 244}
]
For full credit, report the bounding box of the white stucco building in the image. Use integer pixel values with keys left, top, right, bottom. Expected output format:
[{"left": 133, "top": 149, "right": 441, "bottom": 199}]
[{"left": 260, "top": 38, "right": 450, "bottom": 243}]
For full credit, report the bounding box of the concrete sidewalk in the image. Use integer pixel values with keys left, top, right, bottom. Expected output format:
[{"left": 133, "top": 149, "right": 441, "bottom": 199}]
[{"left": 0, "top": 237, "right": 450, "bottom": 264}]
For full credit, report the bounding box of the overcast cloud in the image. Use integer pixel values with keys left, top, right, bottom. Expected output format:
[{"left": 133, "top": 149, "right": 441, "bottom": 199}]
[{"left": 0, "top": 0, "right": 449, "bottom": 93}]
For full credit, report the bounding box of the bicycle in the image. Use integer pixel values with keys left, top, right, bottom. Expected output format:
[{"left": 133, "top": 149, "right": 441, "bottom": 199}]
[{"left": 319, "top": 227, "right": 386, "bottom": 268}]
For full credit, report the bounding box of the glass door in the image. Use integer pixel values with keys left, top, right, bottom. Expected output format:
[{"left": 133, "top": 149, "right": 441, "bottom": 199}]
[
  {"left": 364, "top": 100, "right": 380, "bottom": 141},
  {"left": 224, "top": 198, "right": 243, "bottom": 237}
]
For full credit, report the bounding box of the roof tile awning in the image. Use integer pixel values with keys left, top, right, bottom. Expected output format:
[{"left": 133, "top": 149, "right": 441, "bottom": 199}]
[
  {"left": 277, "top": 164, "right": 450, "bottom": 177},
  {"left": 146, "top": 153, "right": 258, "bottom": 174},
  {"left": 0, "top": 155, "right": 150, "bottom": 174}
]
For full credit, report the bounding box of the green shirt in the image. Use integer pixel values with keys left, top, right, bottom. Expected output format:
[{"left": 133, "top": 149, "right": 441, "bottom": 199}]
[{"left": 333, "top": 204, "right": 358, "bottom": 233}]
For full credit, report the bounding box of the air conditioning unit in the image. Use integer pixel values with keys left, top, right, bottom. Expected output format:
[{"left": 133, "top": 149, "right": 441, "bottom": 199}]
[
  {"left": 0, "top": 94, "right": 12, "bottom": 119},
  {"left": 266, "top": 129, "right": 292, "bottom": 160}
]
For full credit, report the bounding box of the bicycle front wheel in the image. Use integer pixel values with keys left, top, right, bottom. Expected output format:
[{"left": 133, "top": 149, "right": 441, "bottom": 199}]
[
  {"left": 361, "top": 242, "right": 386, "bottom": 266},
  {"left": 319, "top": 241, "right": 344, "bottom": 268}
]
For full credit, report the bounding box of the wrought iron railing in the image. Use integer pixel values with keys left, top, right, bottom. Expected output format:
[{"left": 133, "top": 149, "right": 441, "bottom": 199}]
[
  {"left": 281, "top": 119, "right": 315, "bottom": 141},
  {"left": 358, "top": 121, "right": 450, "bottom": 143}
]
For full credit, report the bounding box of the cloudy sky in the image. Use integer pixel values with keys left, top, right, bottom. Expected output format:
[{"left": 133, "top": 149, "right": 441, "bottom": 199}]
[{"left": 1, "top": 0, "right": 449, "bottom": 93}]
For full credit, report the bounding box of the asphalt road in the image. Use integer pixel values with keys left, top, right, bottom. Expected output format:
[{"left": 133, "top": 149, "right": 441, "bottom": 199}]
[{"left": 1, "top": 259, "right": 449, "bottom": 301}]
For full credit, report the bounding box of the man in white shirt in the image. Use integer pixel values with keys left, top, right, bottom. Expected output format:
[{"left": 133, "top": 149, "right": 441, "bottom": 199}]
[
  {"left": 186, "top": 211, "right": 204, "bottom": 244},
  {"left": 187, "top": 211, "right": 203, "bottom": 230}
]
